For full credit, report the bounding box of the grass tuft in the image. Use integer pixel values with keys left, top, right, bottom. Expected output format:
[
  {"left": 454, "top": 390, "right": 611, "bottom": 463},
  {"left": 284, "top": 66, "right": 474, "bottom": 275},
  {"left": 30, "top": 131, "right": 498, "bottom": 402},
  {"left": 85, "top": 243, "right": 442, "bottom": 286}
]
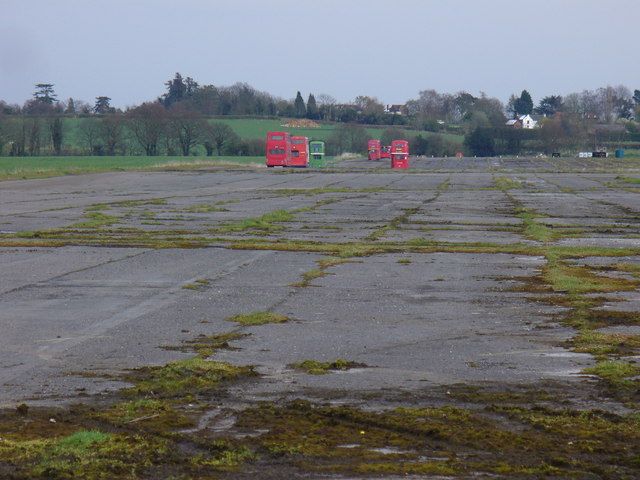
[
  {"left": 220, "top": 209, "right": 294, "bottom": 233},
  {"left": 126, "top": 357, "right": 253, "bottom": 397},
  {"left": 584, "top": 359, "right": 640, "bottom": 383},
  {"left": 291, "top": 359, "right": 364, "bottom": 375},
  {"left": 227, "top": 311, "right": 289, "bottom": 326},
  {"left": 494, "top": 176, "right": 523, "bottom": 190},
  {"left": 71, "top": 212, "right": 120, "bottom": 229}
]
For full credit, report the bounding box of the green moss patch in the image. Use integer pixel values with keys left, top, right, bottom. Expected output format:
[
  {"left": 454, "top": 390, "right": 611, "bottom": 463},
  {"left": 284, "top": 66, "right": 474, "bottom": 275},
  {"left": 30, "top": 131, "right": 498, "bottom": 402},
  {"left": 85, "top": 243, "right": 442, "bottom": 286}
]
[
  {"left": 494, "top": 176, "right": 523, "bottom": 190},
  {"left": 584, "top": 359, "right": 640, "bottom": 384},
  {"left": 230, "top": 400, "right": 640, "bottom": 477},
  {"left": 70, "top": 212, "right": 120, "bottom": 229},
  {"left": 219, "top": 209, "right": 294, "bottom": 233},
  {"left": 227, "top": 311, "right": 289, "bottom": 326},
  {"left": 290, "top": 268, "right": 326, "bottom": 287},
  {"left": 571, "top": 330, "right": 640, "bottom": 357},
  {"left": 543, "top": 259, "right": 638, "bottom": 295},
  {"left": 366, "top": 207, "right": 420, "bottom": 241},
  {"left": 163, "top": 331, "right": 247, "bottom": 359},
  {"left": 617, "top": 176, "right": 640, "bottom": 184},
  {"left": 124, "top": 357, "right": 254, "bottom": 398},
  {"left": 316, "top": 256, "right": 353, "bottom": 269},
  {"left": 290, "top": 359, "right": 365, "bottom": 375},
  {"left": 0, "top": 428, "right": 168, "bottom": 480},
  {"left": 518, "top": 208, "right": 557, "bottom": 242}
]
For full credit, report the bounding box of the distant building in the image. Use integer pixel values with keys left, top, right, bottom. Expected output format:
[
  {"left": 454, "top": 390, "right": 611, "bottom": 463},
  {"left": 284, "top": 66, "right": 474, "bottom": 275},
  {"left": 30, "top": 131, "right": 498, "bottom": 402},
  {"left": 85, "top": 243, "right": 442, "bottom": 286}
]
[
  {"left": 385, "top": 104, "right": 405, "bottom": 115},
  {"left": 506, "top": 114, "right": 538, "bottom": 129}
]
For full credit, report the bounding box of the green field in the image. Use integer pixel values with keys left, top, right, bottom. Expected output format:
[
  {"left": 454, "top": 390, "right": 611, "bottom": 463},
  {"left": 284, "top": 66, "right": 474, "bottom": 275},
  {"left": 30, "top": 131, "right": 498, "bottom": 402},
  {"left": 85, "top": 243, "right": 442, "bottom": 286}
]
[
  {"left": 212, "top": 118, "right": 464, "bottom": 143},
  {"left": 212, "top": 118, "right": 335, "bottom": 142},
  {"left": 0, "top": 156, "right": 264, "bottom": 181},
  {"left": 0, "top": 117, "right": 465, "bottom": 180},
  {"left": 51, "top": 117, "right": 463, "bottom": 149}
]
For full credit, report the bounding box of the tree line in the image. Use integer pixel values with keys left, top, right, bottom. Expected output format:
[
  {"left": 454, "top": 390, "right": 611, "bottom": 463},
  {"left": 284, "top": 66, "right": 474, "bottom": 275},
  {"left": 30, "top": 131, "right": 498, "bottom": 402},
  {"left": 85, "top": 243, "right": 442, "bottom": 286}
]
[{"left": 0, "top": 75, "right": 638, "bottom": 157}]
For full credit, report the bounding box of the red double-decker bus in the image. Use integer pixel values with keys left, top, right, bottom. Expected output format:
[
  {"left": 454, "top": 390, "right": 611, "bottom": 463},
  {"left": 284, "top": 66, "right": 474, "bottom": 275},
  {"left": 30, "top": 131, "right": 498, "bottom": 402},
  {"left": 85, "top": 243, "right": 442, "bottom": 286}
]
[
  {"left": 390, "top": 140, "right": 409, "bottom": 169},
  {"left": 381, "top": 145, "right": 391, "bottom": 159},
  {"left": 266, "top": 132, "right": 291, "bottom": 167},
  {"left": 367, "top": 139, "right": 381, "bottom": 161},
  {"left": 290, "top": 136, "right": 309, "bottom": 168}
]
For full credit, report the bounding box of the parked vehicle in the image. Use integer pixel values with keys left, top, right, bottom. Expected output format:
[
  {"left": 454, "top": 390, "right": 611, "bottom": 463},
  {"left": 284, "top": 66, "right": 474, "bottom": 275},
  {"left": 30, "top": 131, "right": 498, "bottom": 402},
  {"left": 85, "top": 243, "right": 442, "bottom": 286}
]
[
  {"left": 290, "top": 136, "right": 309, "bottom": 167},
  {"left": 390, "top": 140, "right": 409, "bottom": 169},
  {"left": 367, "top": 139, "right": 381, "bottom": 161},
  {"left": 310, "top": 141, "right": 325, "bottom": 160},
  {"left": 380, "top": 145, "right": 391, "bottom": 159},
  {"left": 266, "top": 131, "right": 291, "bottom": 167}
]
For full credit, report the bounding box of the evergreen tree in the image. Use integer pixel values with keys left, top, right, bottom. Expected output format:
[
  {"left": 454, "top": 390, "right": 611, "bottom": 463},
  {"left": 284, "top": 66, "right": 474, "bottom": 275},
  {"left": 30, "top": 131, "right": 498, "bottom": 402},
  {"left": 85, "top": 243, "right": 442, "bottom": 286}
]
[
  {"left": 464, "top": 127, "right": 495, "bottom": 156},
  {"left": 33, "top": 84, "right": 57, "bottom": 104},
  {"left": 506, "top": 94, "right": 518, "bottom": 117},
  {"left": 162, "top": 73, "right": 186, "bottom": 107},
  {"left": 65, "top": 98, "right": 76, "bottom": 114},
  {"left": 513, "top": 90, "right": 533, "bottom": 115},
  {"left": 94, "top": 96, "right": 113, "bottom": 114},
  {"left": 306, "top": 93, "right": 318, "bottom": 119},
  {"left": 534, "top": 95, "right": 563, "bottom": 116},
  {"left": 294, "top": 91, "right": 306, "bottom": 118}
]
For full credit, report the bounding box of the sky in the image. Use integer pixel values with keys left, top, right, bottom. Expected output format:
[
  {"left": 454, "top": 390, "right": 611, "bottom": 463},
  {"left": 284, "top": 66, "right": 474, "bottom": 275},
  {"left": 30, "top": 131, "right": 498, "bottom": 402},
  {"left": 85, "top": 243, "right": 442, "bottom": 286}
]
[{"left": 1, "top": 0, "right": 638, "bottom": 108}]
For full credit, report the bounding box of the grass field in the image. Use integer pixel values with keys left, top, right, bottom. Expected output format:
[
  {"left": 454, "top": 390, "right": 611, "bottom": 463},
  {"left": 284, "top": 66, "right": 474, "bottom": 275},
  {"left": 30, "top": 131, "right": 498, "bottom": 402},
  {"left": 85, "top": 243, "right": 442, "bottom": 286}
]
[
  {"left": 211, "top": 117, "right": 464, "bottom": 143},
  {"left": 0, "top": 156, "right": 264, "bottom": 181},
  {"left": 52, "top": 117, "right": 463, "bottom": 150}
]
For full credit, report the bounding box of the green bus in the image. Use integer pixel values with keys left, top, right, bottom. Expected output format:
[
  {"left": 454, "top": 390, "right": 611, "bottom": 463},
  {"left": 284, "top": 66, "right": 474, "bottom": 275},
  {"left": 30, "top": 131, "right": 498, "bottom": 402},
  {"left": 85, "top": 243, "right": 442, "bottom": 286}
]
[{"left": 309, "top": 141, "right": 326, "bottom": 167}]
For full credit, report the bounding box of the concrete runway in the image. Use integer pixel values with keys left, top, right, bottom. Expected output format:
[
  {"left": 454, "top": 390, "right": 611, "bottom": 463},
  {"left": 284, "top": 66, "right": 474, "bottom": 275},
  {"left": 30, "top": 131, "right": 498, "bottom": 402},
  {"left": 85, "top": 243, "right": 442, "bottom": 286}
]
[{"left": 1, "top": 156, "right": 639, "bottom": 405}]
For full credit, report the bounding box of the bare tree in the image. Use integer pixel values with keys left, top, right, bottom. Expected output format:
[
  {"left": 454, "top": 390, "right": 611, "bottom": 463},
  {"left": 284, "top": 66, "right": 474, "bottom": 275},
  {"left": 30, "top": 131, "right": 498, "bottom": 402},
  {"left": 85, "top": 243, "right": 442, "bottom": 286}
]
[
  {"left": 597, "top": 86, "right": 617, "bottom": 123},
  {"left": 562, "top": 93, "right": 581, "bottom": 115},
  {"left": 317, "top": 94, "right": 337, "bottom": 120},
  {"left": 563, "top": 86, "right": 633, "bottom": 123},
  {"left": 7, "top": 118, "right": 27, "bottom": 156},
  {"left": 380, "top": 127, "right": 405, "bottom": 147},
  {"left": 49, "top": 117, "right": 64, "bottom": 155},
  {"left": 354, "top": 96, "right": 385, "bottom": 124},
  {"left": 327, "top": 123, "right": 368, "bottom": 155},
  {"left": 167, "top": 104, "right": 205, "bottom": 156},
  {"left": 0, "top": 111, "right": 5, "bottom": 155},
  {"left": 538, "top": 118, "right": 565, "bottom": 153},
  {"left": 74, "top": 100, "right": 93, "bottom": 115},
  {"left": 202, "top": 122, "right": 239, "bottom": 156},
  {"left": 99, "top": 114, "right": 125, "bottom": 155},
  {"left": 27, "top": 117, "right": 42, "bottom": 155},
  {"left": 127, "top": 102, "right": 167, "bottom": 156},
  {"left": 78, "top": 119, "right": 101, "bottom": 154}
]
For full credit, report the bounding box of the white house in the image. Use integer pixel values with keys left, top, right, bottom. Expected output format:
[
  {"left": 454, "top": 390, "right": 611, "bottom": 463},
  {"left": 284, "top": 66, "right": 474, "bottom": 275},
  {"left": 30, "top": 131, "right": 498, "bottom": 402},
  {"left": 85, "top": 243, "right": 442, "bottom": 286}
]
[
  {"left": 385, "top": 104, "right": 405, "bottom": 115},
  {"left": 505, "top": 114, "right": 539, "bottom": 129},
  {"left": 518, "top": 114, "right": 538, "bottom": 129}
]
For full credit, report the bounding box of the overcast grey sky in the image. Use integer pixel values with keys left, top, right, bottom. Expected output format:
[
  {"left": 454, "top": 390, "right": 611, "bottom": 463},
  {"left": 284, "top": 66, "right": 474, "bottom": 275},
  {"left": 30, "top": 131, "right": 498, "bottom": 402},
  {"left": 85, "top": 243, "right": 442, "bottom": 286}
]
[{"left": 1, "top": 0, "right": 638, "bottom": 108}]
